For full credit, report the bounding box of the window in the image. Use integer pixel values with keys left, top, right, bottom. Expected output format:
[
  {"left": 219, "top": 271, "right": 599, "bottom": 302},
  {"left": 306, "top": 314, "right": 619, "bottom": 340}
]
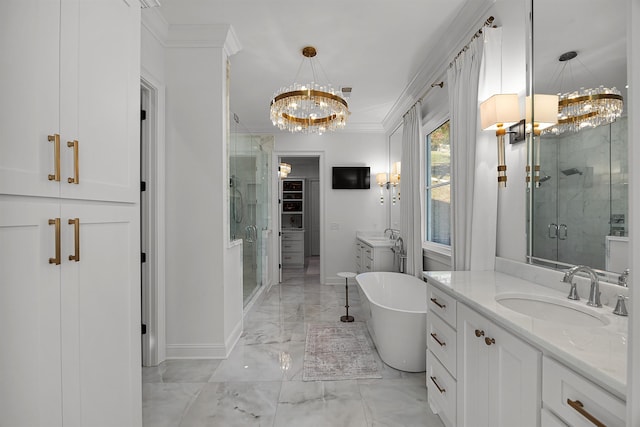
[{"left": 425, "top": 121, "right": 451, "bottom": 246}]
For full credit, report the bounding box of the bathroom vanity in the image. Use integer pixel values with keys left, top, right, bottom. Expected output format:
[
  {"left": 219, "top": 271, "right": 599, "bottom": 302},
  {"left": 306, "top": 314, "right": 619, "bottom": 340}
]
[
  {"left": 354, "top": 234, "right": 395, "bottom": 273},
  {"left": 424, "top": 267, "right": 627, "bottom": 427}
]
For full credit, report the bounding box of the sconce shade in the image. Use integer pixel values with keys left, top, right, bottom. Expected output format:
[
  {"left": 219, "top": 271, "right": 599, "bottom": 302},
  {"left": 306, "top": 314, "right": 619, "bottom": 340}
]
[
  {"left": 526, "top": 94, "right": 558, "bottom": 130},
  {"left": 376, "top": 173, "right": 388, "bottom": 186},
  {"left": 390, "top": 161, "right": 401, "bottom": 185},
  {"left": 480, "top": 94, "right": 520, "bottom": 130}
]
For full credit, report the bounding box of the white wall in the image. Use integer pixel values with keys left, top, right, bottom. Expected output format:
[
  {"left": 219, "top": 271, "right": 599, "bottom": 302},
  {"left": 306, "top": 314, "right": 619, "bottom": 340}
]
[{"left": 275, "top": 131, "right": 387, "bottom": 284}]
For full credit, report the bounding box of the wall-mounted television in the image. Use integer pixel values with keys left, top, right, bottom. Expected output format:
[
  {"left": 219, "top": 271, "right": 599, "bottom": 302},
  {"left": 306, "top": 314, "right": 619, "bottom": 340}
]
[{"left": 332, "top": 166, "right": 370, "bottom": 189}]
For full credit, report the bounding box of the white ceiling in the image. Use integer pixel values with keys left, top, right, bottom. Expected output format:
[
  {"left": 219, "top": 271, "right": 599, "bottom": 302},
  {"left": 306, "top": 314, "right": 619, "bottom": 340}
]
[{"left": 154, "top": 0, "right": 472, "bottom": 133}]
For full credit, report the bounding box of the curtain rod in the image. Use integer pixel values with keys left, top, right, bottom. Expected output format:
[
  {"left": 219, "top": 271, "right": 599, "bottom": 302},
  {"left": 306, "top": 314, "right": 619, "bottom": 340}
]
[{"left": 449, "top": 15, "right": 495, "bottom": 67}]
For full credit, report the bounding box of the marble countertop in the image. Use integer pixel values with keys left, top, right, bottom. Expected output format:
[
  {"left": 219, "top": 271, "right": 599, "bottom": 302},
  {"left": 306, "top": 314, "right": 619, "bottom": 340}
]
[
  {"left": 422, "top": 270, "right": 628, "bottom": 400},
  {"left": 356, "top": 232, "right": 395, "bottom": 248}
]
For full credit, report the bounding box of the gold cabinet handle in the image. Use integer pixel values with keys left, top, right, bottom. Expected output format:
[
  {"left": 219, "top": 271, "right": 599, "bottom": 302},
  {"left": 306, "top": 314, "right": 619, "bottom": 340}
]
[
  {"left": 475, "top": 329, "right": 485, "bottom": 337},
  {"left": 430, "top": 332, "right": 446, "bottom": 347},
  {"left": 430, "top": 297, "right": 446, "bottom": 309},
  {"left": 48, "top": 134, "right": 61, "bottom": 181},
  {"left": 48, "top": 218, "right": 61, "bottom": 264},
  {"left": 68, "top": 218, "right": 80, "bottom": 262},
  {"left": 67, "top": 140, "right": 79, "bottom": 184},
  {"left": 429, "top": 376, "right": 446, "bottom": 394},
  {"left": 567, "top": 399, "right": 607, "bottom": 427},
  {"left": 485, "top": 337, "right": 496, "bottom": 346}
]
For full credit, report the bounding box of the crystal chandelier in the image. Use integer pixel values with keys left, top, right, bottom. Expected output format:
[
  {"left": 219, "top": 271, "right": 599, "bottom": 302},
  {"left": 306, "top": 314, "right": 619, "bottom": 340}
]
[
  {"left": 543, "top": 51, "right": 624, "bottom": 135},
  {"left": 270, "top": 46, "right": 350, "bottom": 135}
]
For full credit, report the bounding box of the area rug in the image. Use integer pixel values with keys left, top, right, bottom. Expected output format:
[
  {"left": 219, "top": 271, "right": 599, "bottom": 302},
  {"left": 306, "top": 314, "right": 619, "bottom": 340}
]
[{"left": 303, "top": 322, "right": 382, "bottom": 381}]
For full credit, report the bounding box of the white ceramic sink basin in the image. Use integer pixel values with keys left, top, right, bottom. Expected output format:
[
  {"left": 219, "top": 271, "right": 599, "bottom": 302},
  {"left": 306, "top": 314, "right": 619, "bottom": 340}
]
[{"left": 495, "top": 294, "right": 610, "bottom": 327}]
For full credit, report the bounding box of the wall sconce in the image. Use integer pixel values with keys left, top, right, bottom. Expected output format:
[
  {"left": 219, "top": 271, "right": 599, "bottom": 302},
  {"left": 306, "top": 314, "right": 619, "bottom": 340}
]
[
  {"left": 278, "top": 162, "right": 291, "bottom": 179},
  {"left": 389, "top": 162, "right": 401, "bottom": 204},
  {"left": 525, "top": 94, "right": 558, "bottom": 185},
  {"left": 376, "top": 173, "right": 388, "bottom": 204},
  {"left": 480, "top": 94, "right": 520, "bottom": 187}
]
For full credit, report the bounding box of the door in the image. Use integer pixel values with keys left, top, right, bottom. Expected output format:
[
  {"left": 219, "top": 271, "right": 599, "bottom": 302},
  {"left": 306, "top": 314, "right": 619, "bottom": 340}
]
[
  {"left": 59, "top": 0, "right": 140, "bottom": 203},
  {"left": 0, "top": 0, "right": 60, "bottom": 198},
  {"left": 60, "top": 203, "right": 141, "bottom": 427},
  {"left": 0, "top": 198, "right": 63, "bottom": 427}
]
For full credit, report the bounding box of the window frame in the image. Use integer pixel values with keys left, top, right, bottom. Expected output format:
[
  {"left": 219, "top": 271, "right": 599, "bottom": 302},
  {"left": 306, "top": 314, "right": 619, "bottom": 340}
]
[{"left": 423, "top": 114, "right": 452, "bottom": 257}]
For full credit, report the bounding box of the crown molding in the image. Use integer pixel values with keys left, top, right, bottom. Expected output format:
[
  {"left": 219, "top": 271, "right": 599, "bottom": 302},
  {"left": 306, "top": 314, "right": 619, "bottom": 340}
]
[
  {"left": 142, "top": 7, "right": 169, "bottom": 44},
  {"left": 165, "top": 24, "right": 242, "bottom": 54},
  {"left": 382, "top": 0, "right": 495, "bottom": 133}
]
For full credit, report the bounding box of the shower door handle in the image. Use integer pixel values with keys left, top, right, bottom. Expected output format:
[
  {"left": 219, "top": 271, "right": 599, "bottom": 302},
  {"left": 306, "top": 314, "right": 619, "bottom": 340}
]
[
  {"left": 548, "top": 223, "right": 558, "bottom": 239},
  {"left": 558, "top": 224, "right": 568, "bottom": 240}
]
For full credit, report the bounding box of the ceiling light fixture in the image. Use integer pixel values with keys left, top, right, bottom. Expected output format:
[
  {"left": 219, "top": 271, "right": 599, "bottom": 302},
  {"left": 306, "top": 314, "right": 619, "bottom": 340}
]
[
  {"left": 278, "top": 162, "right": 291, "bottom": 179},
  {"left": 544, "top": 51, "right": 623, "bottom": 135},
  {"left": 270, "top": 46, "right": 350, "bottom": 135}
]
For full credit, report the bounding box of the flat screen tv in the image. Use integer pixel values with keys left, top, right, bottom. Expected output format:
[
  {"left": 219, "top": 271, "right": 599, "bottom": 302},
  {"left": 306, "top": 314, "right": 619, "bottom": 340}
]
[{"left": 332, "top": 166, "right": 370, "bottom": 189}]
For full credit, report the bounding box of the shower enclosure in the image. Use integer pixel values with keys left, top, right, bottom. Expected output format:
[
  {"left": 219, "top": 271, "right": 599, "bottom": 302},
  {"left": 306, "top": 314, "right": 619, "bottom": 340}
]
[
  {"left": 531, "top": 117, "right": 628, "bottom": 271},
  {"left": 229, "top": 123, "right": 274, "bottom": 305}
]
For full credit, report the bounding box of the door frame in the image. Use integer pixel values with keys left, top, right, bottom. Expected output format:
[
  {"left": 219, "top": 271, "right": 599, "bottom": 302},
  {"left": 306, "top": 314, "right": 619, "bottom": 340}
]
[
  {"left": 140, "top": 72, "right": 166, "bottom": 366},
  {"left": 274, "top": 152, "right": 324, "bottom": 284}
]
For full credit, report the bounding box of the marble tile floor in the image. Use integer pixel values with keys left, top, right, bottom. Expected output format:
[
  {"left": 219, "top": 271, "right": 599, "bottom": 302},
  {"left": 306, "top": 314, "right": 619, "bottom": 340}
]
[{"left": 143, "top": 260, "right": 444, "bottom": 427}]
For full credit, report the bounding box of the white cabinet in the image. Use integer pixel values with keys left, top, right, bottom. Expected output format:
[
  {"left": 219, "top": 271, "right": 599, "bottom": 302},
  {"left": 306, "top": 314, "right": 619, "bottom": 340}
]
[
  {"left": 0, "top": 0, "right": 140, "bottom": 203},
  {"left": 355, "top": 239, "right": 394, "bottom": 273},
  {"left": 456, "top": 303, "right": 541, "bottom": 427},
  {"left": 281, "top": 230, "right": 304, "bottom": 267},
  {"left": 426, "top": 283, "right": 458, "bottom": 427},
  {"left": 281, "top": 179, "right": 304, "bottom": 267},
  {"left": 0, "top": 1, "right": 141, "bottom": 426},
  {"left": 542, "top": 357, "right": 625, "bottom": 427}
]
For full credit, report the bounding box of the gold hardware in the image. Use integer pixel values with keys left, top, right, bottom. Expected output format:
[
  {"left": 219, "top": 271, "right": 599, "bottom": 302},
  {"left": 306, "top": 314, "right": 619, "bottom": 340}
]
[
  {"left": 430, "top": 297, "right": 446, "bottom": 309},
  {"left": 429, "top": 376, "right": 446, "bottom": 394},
  {"left": 48, "top": 218, "right": 61, "bottom": 265},
  {"left": 485, "top": 337, "right": 496, "bottom": 346},
  {"left": 67, "top": 140, "right": 79, "bottom": 184},
  {"left": 68, "top": 218, "right": 80, "bottom": 262},
  {"left": 430, "top": 333, "right": 446, "bottom": 347},
  {"left": 567, "top": 399, "right": 607, "bottom": 427},
  {"left": 48, "top": 134, "right": 61, "bottom": 181},
  {"left": 475, "top": 329, "right": 485, "bottom": 337}
]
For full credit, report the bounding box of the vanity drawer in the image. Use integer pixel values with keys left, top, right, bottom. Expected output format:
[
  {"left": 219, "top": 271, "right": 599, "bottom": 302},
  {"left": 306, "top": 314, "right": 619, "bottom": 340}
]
[
  {"left": 282, "top": 240, "right": 303, "bottom": 252},
  {"left": 427, "top": 283, "right": 457, "bottom": 328},
  {"left": 427, "top": 350, "right": 456, "bottom": 427},
  {"left": 282, "top": 252, "right": 304, "bottom": 266},
  {"left": 282, "top": 231, "right": 303, "bottom": 241},
  {"left": 427, "top": 311, "right": 456, "bottom": 377},
  {"left": 541, "top": 407, "right": 568, "bottom": 427},
  {"left": 543, "top": 357, "right": 625, "bottom": 427}
]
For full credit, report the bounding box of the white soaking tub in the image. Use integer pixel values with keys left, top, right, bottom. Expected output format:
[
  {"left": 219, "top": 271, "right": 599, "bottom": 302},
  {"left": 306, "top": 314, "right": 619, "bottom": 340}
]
[{"left": 355, "top": 271, "right": 427, "bottom": 372}]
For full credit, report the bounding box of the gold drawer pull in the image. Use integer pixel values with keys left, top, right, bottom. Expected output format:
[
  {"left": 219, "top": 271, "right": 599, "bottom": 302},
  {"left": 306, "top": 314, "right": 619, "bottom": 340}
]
[
  {"left": 68, "top": 218, "right": 80, "bottom": 262},
  {"left": 485, "top": 337, "right": 495, "bottom": 346},
  {"left": 430, "top": 333, "right": 446, "bottom": 347},
  {"left": 430, "top": 297, "right": 446, "bottom": 309},
  {"left": 567, "top": 399, "right": 607, "bottom": 427},
  {"left": 67, "top": 140, "right": 79, "bottom": 184},
  {"left": 48, "top": 134, "right": 61, "bottom": 181},
  {"left": 429, "top": 376, "right": 446, "bottom": 394},
  {"left": 475, "top": 329, "right": 485, "bottom": 337},
  {"left": 48, "top": 218, "right": 61, "bottom": 265}
]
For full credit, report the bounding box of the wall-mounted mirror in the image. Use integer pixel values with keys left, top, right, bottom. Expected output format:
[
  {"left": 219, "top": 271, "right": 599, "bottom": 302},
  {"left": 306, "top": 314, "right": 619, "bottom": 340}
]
[
  {"left": 528, "top": 0, "right": 628, "bottom": 278},
  {"left": 388, "top": 124, "right": 403, "bottom": 230}
]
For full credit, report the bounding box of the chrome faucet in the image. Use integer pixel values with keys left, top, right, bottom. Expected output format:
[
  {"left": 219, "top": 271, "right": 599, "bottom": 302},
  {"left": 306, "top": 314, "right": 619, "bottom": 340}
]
[
  {"left": 562, "top": 265, "right": 602, "bottom": 308},
  {"left": 392, "top": 236, "right": 406, "bottom": 273},
  {"left": 617, "top": 269, "right": 630, "bottom": 287}
]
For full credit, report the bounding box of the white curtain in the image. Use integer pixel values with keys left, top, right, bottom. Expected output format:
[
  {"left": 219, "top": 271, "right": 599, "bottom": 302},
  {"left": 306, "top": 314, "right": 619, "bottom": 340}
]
[
  {"left": 400, "top": 103, "right": 424, "bottom": 277},
  {"left": 447, "top": 28, "right": 502, "bottom": 271}
]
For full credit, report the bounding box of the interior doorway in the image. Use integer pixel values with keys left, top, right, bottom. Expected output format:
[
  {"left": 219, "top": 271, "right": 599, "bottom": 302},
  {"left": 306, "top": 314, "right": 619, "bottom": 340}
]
[
  {"left": 278, "top": 156, "right": 321, "bottom": 279},
  {"left": 140, "top": 76, "right": 166, "bottom": 366}
]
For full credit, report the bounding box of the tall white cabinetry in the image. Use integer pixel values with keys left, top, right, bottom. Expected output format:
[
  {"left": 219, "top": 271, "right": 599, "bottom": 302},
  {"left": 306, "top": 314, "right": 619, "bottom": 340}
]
[
  {"left": 0, "top": 1, "right": 142, "bottom": 426},
  {"left": 281, "top": 179, "right": 304, "bottom": 267}
]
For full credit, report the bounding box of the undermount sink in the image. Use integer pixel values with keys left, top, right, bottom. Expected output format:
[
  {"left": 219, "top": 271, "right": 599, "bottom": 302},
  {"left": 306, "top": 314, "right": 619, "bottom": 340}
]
[{"left": 495, "top": 294, "right": 610, "bottom": 327}]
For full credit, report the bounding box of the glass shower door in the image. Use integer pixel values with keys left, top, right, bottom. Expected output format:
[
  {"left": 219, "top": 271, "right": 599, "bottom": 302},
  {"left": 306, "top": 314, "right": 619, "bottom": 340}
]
[{"left": 229, "top": 128, "right": 273, "bottom": 306}]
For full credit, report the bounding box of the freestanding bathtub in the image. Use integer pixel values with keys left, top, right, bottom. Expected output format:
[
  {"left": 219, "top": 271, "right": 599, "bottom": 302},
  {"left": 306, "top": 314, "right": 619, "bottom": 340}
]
[{"left": 355, "top": 271, "right": 427, "bottom": 372}]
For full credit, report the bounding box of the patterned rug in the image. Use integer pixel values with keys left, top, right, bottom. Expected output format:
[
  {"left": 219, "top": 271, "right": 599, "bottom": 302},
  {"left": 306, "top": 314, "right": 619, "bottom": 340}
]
[{"left": 303, "top": 322, "right": 382, "bottom": 381}]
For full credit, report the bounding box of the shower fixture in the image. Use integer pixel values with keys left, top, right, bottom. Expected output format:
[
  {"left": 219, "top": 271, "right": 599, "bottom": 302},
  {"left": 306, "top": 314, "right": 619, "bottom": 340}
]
[{"left": 539, "top": 174, "right": 552, "bottom": 183}]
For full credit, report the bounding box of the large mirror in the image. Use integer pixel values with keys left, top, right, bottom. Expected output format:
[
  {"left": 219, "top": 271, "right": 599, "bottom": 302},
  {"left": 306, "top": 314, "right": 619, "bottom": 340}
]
[{"left": 529, "top": 0, "right": 628, "bottom": 278}]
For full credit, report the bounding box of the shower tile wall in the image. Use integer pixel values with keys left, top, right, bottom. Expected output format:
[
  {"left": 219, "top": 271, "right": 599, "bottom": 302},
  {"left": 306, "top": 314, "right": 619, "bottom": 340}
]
[{"left": 533, "top": 117, "right": 628, "bottom": 270}]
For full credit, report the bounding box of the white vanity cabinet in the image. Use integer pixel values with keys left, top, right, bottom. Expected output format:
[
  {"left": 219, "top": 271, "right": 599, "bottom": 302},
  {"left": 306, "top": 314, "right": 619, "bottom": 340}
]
[
  {"left": 542, "top": 357, "right": 625, "bottom": 427},
  {"left": 426, "top": 284, "right": 458, "bottom": 427},
  {"left": 354, "top": 238, "right": 394, "bottom": 273},
  {"left": 456, "top": 303, "right": 541, "bottom": 427}
]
